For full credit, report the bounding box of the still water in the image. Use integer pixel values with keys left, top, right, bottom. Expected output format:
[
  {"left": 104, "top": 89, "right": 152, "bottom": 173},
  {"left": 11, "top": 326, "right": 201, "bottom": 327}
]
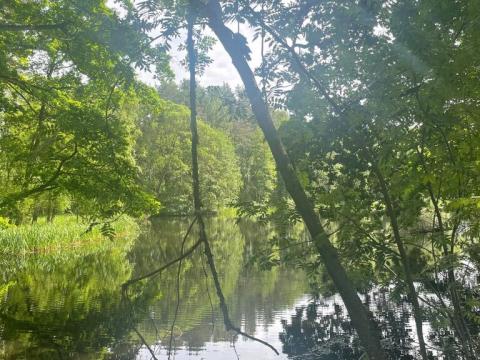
[{"left": 0, "top": 217, "right": 309, "bottom": 359}]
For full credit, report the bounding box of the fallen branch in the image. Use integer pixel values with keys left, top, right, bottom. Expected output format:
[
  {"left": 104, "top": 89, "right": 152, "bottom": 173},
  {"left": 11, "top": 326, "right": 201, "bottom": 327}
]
[
  {"left": 121, "top": 287, "right": 160, "bottom": 360},
  {"left": 201, "top": 231, "right": 280, "bottom": 355},
  {"left": 201, "top": 250, "right": 216, "bottom": 333},
  {"left": 133, "top": 325, "right": 159, "bottom": 360}
]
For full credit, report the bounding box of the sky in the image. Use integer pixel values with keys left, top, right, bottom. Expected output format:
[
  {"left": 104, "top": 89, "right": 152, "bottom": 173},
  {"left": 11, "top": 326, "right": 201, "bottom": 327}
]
[
  {"left": 139, "top": 24, "right": 263, "bottom": 89},
  {"left": 106, "top": 0, "right": 265, "bottom": 88}
]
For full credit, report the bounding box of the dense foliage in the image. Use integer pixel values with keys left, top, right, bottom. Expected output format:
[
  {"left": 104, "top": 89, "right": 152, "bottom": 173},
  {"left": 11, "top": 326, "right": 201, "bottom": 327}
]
[
  {"left": 0, "top": 1, "right": 272, "bottom": 222},
  {"left": 236, "top": 0, "right": 480, "bottom": 357},
  {"left": 135, "top": 84, "right": 242, "bottom": 213},
  {"left": 0, "top": 0, "right": 168, "bottom": 223},
  {"left": 1, "top": 0, "right": 480, "bottom": 358},
  {"left": 157, "top": 80, "right": 278, "bottom": 208}
]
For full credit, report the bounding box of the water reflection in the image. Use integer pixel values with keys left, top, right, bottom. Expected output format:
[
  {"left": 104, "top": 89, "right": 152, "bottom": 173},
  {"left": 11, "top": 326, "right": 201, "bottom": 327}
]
[
  {"left": 280, "top": 291, "right": 417, "bottom": 360},
  {"left": 0, "top": 217, "right": 308, "bottom": 359},
  {"left": 0, "top": 241, "right": 135, "bottom": 359},
  {"left": 279, "top": 287, "right": 477, "bottom": 359},
  {"left": 124, "top": 217, "right": 308, "bottom": 359}
]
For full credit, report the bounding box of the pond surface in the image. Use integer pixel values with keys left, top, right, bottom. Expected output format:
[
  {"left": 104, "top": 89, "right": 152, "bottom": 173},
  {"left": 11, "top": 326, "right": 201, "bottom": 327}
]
[
  {"left": 0, "top": 217, "right": 310, "bottom": 359},
  {"left": 1, "top": 217, "right": 466, "bottom": 359}
]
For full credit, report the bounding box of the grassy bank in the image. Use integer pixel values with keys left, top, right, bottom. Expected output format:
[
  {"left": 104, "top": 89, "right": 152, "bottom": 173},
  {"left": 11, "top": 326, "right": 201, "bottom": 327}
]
[{"left": 0, "top": 215, "right": 139, "bottom": 256}]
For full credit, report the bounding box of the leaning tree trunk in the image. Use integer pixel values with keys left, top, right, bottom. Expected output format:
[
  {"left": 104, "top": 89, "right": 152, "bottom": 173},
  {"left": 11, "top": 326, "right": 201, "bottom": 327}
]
[
  {"left": 199, "top": 1, "right": 386, "bottom": 359},
  {"left": 416, "top": 146, "right": 474, "bottom": 357}
]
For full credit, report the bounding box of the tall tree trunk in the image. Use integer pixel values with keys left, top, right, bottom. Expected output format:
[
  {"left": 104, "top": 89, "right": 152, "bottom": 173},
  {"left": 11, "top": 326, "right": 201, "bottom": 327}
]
[
  {"left": 200, "top": 1, "right": 386, "bottom": 358},
  {"left": 371, "top": 164, "right": 428, "bottom": 360},
  {"left": 186, "top": 9, "right": 279, "bottom": 354},
  {"left": 187, "top": 5, "right": 226, "bottom": 328}
]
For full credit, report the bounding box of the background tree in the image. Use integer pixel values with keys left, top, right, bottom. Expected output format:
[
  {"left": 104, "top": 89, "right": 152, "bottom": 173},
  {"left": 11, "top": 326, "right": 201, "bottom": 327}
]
[
  {"left": 134, "top": 84, "right": 241, "bottom": 214},
  {"left": 0, "top": 0, "right": 170, "bottom": 222},
  {"left": 157, "top": 80, "right": 278, "bottom": 211}
]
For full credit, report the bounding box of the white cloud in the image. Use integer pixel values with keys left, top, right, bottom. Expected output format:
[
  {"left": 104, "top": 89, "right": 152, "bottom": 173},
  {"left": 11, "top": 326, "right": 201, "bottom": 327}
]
[
  {"left": 107, "top": 0, "right": 264, "bottom": 88},
  {"left": 139, "top": 23, "right": 264, "bottom": 88}
]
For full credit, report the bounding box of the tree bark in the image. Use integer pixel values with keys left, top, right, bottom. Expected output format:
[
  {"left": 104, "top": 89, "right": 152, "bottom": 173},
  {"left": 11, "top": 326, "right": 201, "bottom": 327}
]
[{"left": 199, "top": 1, "right": 386, "bottom": 358}]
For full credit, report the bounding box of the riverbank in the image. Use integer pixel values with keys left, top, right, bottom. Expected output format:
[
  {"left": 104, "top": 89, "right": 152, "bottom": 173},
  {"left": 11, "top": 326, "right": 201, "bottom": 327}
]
[{"left": 0, "top": 215, "right": 138, "bottom": 256}]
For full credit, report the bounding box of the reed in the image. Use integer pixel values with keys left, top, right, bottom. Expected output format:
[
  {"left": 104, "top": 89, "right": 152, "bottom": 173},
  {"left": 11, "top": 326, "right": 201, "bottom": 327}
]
[{"left": 0, "top": 215, "right": 138, "bottom": 255}]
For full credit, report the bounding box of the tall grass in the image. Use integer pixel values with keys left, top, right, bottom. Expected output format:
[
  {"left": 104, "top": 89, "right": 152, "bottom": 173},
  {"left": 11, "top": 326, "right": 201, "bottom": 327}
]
[{"left": 0, "top": 215, "right": 138, "bottom": 255}]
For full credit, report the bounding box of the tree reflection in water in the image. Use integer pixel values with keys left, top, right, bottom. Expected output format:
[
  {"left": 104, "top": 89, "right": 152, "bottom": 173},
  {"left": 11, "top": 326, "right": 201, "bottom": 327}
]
[
  {"left": 3, "top": 216, "right": 472, "bottom": 359},
  {"left": 0, "top": 217, "right": 308, "bottom": 358},
  {"left": 280, "top": 287, "right": 476, "bottom": 360}
]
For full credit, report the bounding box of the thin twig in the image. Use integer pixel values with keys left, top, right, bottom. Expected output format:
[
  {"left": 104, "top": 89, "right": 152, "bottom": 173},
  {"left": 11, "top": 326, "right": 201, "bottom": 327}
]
[
  {"left": 0, "top": 23, "right": 67, "bottom": 31},
  {"left": 122, "top": 238, "right": 200, "bottom": 288},
  {"left": 201, "top": 251, "right": 216, "bottom": 333},
  {"left": 168, "top": 218, "right": 192, "bottom": 359},
  {"left": 133, "top": 326, "right": 159, "bottom": 360},
  {"left": 232, "top": 334, "right": 240, "bottom": 360},
  {"left": 121, "top": 287, "right": 159, "bottom": 360},
  {"left": 121, "top": 218, "right": 199, "bottom": 359},
  {"left": 122, "top": 217, "right": 198, "bottom": 288},
  {"left": 242, "top": 2, "right": 342, "bottom": 114}
]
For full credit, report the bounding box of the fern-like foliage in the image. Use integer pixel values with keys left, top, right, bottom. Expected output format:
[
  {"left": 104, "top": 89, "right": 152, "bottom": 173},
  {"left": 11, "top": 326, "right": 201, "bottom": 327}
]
[{"left": 100, "top": 222, "right": 116, "bottom": 241}]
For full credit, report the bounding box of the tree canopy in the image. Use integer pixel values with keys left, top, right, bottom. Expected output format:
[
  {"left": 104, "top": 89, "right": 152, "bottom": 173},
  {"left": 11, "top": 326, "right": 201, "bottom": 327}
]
[{"left": 1, "top": 0, "right": 480, "bottom": 358}]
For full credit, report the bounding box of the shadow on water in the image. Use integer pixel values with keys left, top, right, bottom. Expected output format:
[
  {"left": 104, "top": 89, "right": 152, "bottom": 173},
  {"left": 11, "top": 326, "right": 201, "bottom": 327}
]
[{"left": 279, "top": 284, "right": 480, "bottom": 360}]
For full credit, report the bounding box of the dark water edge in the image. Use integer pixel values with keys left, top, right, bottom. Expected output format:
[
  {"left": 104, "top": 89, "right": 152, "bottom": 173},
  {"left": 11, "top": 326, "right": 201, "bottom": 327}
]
[{"left": 0, "top": 217, "right": 477, "bottom": 359}]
